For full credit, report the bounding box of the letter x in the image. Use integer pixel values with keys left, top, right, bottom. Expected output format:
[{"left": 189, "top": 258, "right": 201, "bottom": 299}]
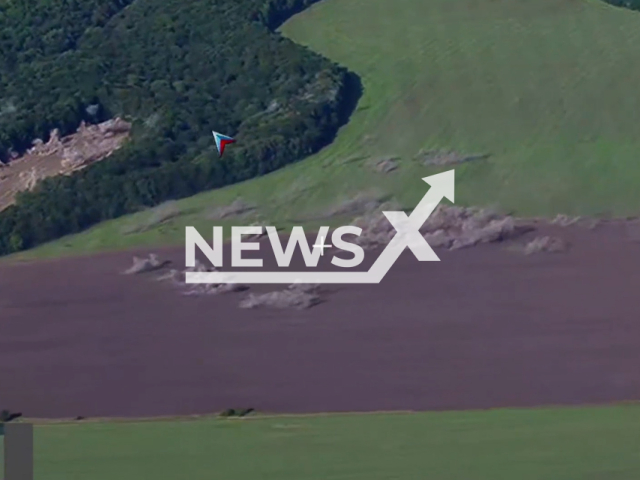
[{"left": 382, "top": 207, "right": 439, "bottom": 261}]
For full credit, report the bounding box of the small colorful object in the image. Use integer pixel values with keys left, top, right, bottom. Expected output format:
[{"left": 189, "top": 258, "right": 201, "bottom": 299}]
[{"left": 212, "top": 130, "right": 235, "bottom": 157}]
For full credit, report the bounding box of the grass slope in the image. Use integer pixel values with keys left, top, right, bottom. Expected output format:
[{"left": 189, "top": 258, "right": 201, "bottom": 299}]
[
  {"left": 2, "top": 407, "right": 640, "bottom": 479},
  {"left": 13, "top": 0, "right": 640, "bottom": 259}
]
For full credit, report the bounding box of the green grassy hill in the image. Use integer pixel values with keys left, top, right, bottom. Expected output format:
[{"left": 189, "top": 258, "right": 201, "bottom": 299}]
[
  {"left": 3, "top": 406, "right": 640, "bottom": 479},
  {"left": 282, "top": 0, "right": 640, "bottom": 215},
  {"left": 13, "top": 0, "right": 640, "bottom": 259}
]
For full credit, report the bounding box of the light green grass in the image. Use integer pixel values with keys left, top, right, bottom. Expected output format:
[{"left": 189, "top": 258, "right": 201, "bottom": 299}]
[
  {"left": 13, "top": 0, "right": 640, "bottom": 260},
  {"left": 280, "top": 0, "right": 640, "bottom": 215},
  {"left": 2, "top": 407, "right": 640, "bottom": 479}
]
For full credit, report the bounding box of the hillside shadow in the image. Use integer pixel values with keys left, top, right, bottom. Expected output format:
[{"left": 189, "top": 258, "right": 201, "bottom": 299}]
[
  {"left": 263, "top": 0, "right": 364, "bottom": 145},
  {"left": 264, "top": 0, "right": 326, "bottom": 30},
  {"left": 601, "top": 0, "right": 640, "bottom": 12},
  {"left": 334, "top": 71, "right": 364, "bottom": 139}
]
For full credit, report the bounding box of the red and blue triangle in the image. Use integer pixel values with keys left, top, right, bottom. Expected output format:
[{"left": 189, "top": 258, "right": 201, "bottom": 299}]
[{"left": 212, "top": 130, "right": 235, "bottom": 157}]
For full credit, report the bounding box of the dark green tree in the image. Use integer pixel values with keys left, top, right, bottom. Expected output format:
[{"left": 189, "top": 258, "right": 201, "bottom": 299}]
[{"left": 0, "top": 0, "right": 361, "bottom": 255}]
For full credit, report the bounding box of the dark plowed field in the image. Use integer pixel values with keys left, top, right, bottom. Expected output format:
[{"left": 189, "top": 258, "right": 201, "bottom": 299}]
[{"left": 1, "top": 223, "right": 640, "bottom": 418}]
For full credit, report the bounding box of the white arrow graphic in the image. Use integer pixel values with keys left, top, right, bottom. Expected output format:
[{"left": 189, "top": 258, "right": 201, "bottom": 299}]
[{"left": 185, "top": 169, "right": 454, "bottom": 284}]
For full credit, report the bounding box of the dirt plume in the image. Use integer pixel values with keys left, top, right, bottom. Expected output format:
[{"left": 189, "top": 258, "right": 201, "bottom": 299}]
[
  {"left": 238, "top": 291, "right": 321, "bottom": 310},
  {"left": 523, "top": 236, "right": 569, "bottom": 255},
  {"left": 353, "top": 205, "right": 532, "bottom": 251},
  {"left": 122, "top": 254, "right": 170, "bottom": 275},
  {"left": 151, "top": 259, "right": 249, "bottom": 297},
  {"left": 239, "top": 283, "right": 322, "bottom": 310}
]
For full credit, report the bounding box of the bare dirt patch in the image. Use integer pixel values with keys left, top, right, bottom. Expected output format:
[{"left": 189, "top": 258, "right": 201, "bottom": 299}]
[
  {"left": 1, "top": 221, "right": 640, "bottom": 418},
  {"left": 0, "top": 118, "right": 131, "bottom": 211}
]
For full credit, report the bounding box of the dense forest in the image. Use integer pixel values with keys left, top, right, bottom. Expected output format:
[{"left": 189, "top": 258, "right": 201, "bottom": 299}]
[
  {"left": 0, "top": 0, "right": 359, "bottom": 254},
  {"left": 604, "top": 0, "right": 640, "bottom": 10}
]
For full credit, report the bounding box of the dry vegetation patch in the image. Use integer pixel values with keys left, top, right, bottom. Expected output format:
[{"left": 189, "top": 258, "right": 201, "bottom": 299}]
[
  {"left": 417, "top": 149, "right": 489, "bottom": 167},
  {"left": 206, "top": 198, "right": 256, "bottom": 220},
  {"left": 368, "top": 156, "right": 399, "bottom": 173},
  {"left": 121, "top": 201, "right": 183, "bottom": 235}
]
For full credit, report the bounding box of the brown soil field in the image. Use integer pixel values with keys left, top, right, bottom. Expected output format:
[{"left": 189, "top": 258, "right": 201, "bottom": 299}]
[{"left": 1, "top": 223, "right": 639, "bottom": 418}]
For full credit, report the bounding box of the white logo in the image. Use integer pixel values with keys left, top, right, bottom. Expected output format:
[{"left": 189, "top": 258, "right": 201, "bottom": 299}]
[{"left": 185, "top": 169, "right": 454, "bottom": 284}]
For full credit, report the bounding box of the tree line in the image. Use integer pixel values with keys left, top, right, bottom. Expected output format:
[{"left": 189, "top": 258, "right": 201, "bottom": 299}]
[
  {"left": 0, "top": 0, "right": 360, "bottom": 255},
  {"left": 603, "top": 0, "right": 640, "bottom": 10}
]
